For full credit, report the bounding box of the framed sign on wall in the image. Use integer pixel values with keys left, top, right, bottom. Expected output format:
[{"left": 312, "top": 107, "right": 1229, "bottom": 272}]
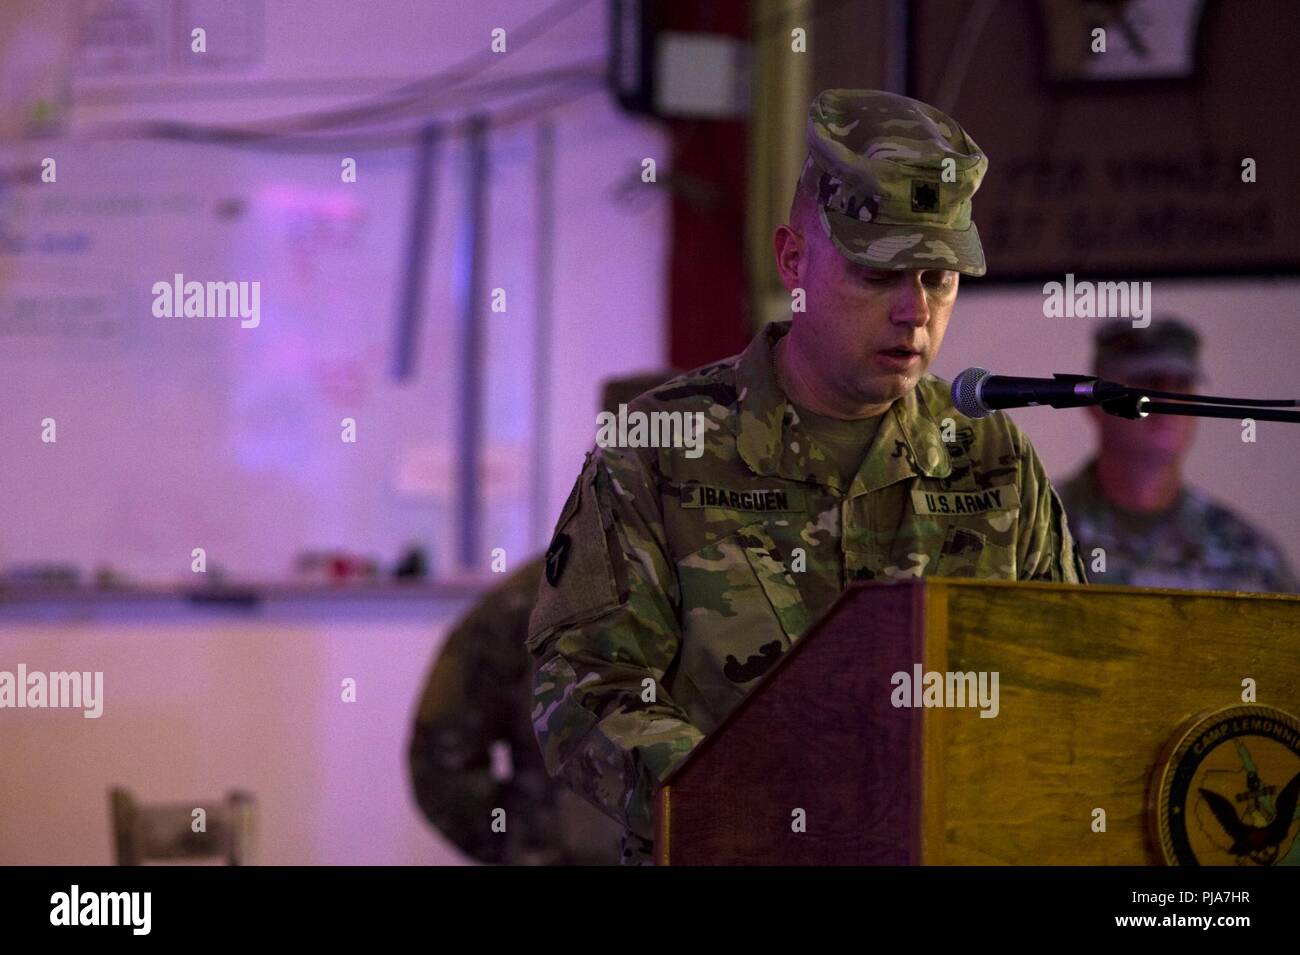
[{"left": 908, "top": 0, "right": 1299, "bottom": 280}]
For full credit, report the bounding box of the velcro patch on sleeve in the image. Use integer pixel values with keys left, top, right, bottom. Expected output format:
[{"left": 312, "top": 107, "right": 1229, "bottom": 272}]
[
  {"left": 527, "top": 462, "right": 622, "bottom": 647},
  {"left": 911, "top": 484, "right": 1021, "bottom": 516}
]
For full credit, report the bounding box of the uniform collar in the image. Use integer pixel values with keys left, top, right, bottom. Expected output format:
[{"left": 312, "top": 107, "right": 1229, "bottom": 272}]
[
  {"left": 1075, "top": 458, "right": 1192, "bottom": 531},
  {"left": 733, "top": 319, "right": 952, "bottom": 491}
]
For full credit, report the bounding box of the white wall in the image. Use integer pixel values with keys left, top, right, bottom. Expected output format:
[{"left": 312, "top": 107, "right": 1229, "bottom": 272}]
[
  {"left": 59, "top": 0, "right": 674, "bottom": 548},
  {"left": 0, "top": 597, "right": 474, "bottom": 865}
]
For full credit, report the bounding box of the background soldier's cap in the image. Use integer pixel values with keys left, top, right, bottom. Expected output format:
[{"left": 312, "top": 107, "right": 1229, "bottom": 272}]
[
  {"left": 798, "top": 88, "right": 988, "bottom": 276},
  {"left": 1093, "top": 317, "right": 1203, "bottom": 383}
]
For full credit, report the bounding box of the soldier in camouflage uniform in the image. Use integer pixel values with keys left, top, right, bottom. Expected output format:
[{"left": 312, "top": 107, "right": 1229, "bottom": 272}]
[
  {"left": 409, "top": 556, "right": 622, "bottom": 864},
  {"left": 409, "top": 374, "right": 674, "bottom": 865},
  {"left": 1058, "top": 319, "right": 1296, "bottom": 593},
  {"left": 528, "top": 89, "right": 1087, "bottom": 865}
]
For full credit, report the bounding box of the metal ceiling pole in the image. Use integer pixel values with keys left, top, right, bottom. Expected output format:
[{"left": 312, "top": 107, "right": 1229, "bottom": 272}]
[
  {"left": 530, "top": 117, "right": 557, "bottom": 550},
  {"left": 456, "top": 114, "right": 489, "bottom": 570}
]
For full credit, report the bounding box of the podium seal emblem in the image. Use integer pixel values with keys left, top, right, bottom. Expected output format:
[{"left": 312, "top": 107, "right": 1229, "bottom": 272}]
[{"left": 1151, "top": 704, "right": 1300, "bottom": 866}]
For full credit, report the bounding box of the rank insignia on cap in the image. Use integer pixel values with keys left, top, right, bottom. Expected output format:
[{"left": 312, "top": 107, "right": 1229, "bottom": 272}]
[
  {"left": 544, "top": 533, "right": 571, "bottom": 586},
  {"left": 804, "top": 89, "right": 988, "bottom": 275},
  {"left": 911, "top": 180, "right": 940, "bottom": 213}
]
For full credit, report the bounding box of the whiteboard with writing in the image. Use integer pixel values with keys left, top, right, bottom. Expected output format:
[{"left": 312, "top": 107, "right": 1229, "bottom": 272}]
[{"left": 0, "top": 131, "right": 539, "bottom": 585}]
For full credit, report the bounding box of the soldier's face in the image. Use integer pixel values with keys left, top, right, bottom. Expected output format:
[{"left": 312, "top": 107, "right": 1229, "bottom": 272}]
[
  {"left": 796, "top": 229, "right": 960, "bottom": 407},
  {"left": 1089, "top": 371, "right": 1198, "bottom": 463}
]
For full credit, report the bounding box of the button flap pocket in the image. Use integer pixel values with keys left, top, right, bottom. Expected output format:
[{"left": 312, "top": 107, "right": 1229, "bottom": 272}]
[
  {"left": 933, "top": 523, "right": 1017, "bottom": 578},
  {"left": 734, "top": 521, "right": 811, "bottom": 641}
]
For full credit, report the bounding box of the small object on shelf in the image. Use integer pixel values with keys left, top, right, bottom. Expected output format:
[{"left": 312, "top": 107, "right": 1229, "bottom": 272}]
[
  {"left": 93, "top": 565, "right": 130, "bottom": 590},
  {"left": 394, "top": 544, "right": 428, "bottom": 581},
  {"left": 3, "top": 563, "right": 81, "bottom": 588},
  {"left": 295, "top": 549, "right": 383, "bottom": 585}
]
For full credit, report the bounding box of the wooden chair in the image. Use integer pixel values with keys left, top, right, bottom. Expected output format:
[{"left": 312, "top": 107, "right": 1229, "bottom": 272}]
[{"left": 110, "top": 787, "right": 255, "bottom": 865}]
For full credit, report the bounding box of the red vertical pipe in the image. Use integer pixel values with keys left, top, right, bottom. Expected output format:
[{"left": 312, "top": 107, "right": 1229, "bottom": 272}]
[{"left": 664, "top": 0, "right": 753, "bottom": 370}]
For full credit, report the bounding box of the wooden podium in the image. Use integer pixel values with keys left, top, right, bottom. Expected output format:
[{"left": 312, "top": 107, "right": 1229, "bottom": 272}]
[{"left": 653, "top": 580, "right": 1300, "bottom": 865}]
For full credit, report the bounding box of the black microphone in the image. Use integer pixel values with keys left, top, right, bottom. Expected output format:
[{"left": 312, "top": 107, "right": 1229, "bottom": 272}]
[
  {"left": 952, "top": 367, "right": 1300, "bottom": 423},
  {"left": 951, "top": 368, "right": 1127, "bottom": 419}
]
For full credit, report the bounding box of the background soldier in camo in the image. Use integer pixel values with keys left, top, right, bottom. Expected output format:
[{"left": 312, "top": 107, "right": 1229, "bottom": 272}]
[
  {"left": 408, "top": 373, "right": 673, "bottom": 865},
  {"left": 1059, "top": 318, "right": 1296, "bottom": 593},
  {"left": 529, "top": 89, "right": 1087, "bottom": 864}
]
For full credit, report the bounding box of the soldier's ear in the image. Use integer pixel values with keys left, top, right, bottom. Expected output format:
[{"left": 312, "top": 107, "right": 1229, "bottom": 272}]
[{"left": 773, "top": 223, "right": 806, "bottom": 291}]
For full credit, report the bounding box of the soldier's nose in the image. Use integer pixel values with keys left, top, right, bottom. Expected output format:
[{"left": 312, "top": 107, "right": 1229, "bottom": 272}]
[{"left": 890, "top": 280, "right": 929, "bottom": 327}]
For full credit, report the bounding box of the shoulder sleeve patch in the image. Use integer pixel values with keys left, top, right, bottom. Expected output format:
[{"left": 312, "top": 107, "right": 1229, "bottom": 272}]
[{"left": 527, "top": 455, "right": 622, "bottom": 648}]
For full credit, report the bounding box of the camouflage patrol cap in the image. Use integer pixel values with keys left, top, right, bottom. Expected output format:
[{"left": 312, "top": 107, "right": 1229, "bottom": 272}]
[
  {"left": 798, "top": 89, "right": 988, "bottom": 276},
  {"left": 1093, "top": 317, "right": 1202, "bottom": 382}
]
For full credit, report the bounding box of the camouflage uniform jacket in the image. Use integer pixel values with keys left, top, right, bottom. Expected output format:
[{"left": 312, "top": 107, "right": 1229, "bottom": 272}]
[
  {"left": 528, "top": 320, "right": 1087, "bottom": 862},
  {"left": 410, "top": 556, "right": 623, "bottom": 865},
  {"left": 1058, "top": 460, "right": 1297, "bottom": 594}
]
